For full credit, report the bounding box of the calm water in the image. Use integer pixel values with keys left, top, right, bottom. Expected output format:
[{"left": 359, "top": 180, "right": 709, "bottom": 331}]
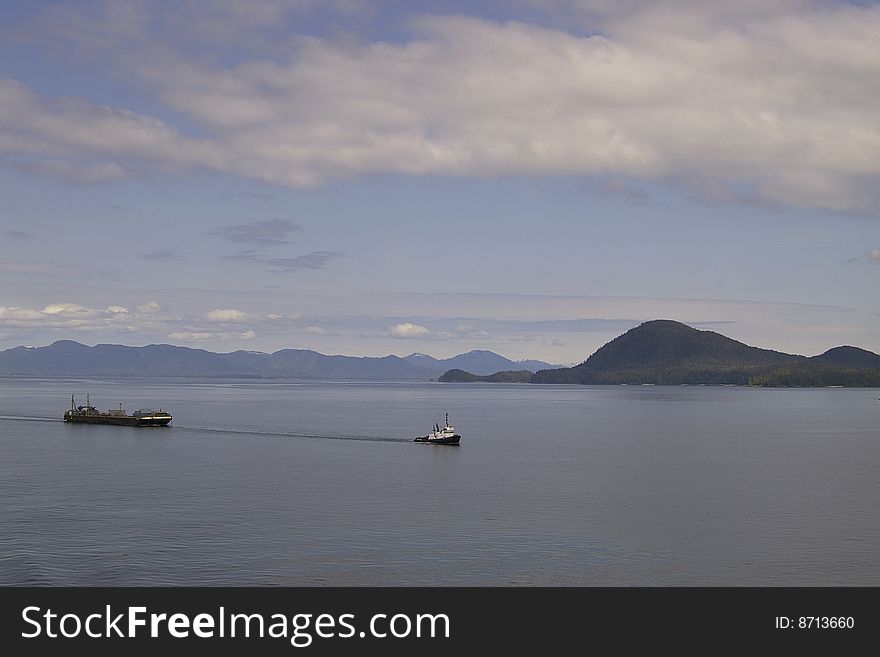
[{"left": 1, "top": 377, "right": 878, "bottom": 586}]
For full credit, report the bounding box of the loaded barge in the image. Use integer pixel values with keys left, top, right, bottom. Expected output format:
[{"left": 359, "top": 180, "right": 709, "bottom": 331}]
[{"left": 63, "top": 395, "right": 172, "bottom": 427}]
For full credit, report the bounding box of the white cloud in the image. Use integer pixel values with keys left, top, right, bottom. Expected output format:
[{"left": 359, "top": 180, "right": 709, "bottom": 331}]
[
  {"left": 0, "top": 302, "right": 138, "bottom": 333},
  {"left": 168, "top": 331, "right": 215, "bottom": 341},
  {"left": 390, "top": 322, "right": 430, "bottom": 338},
  {"left": 4, "top": 3, "right": 880, "bottom": 213},
  {"left": 205, "top": 308, "right": 249, "bottom": 321},
  {"left": 168, "top": 329, "right": 256, "bottom": 341},
  {"left": 305, "top": 325, "right": 327, "bottom": 334},
  {"left": 0, "top": 77, "right": 222, "bottom": 175},
  {"left": 106, "top": 305, "right": 128, "bottom": 313},
  {"left": 0, "top": 307, "right": 43, "bottom": 321},
  {"left": 869, "top": 249, "right": 880, "bottom": 263},
  {"left": 136, "top": 301, "right": 161, "bottom": 313},
  {"left": 42, "top": 303, "right": 92, "bottom": 315}
]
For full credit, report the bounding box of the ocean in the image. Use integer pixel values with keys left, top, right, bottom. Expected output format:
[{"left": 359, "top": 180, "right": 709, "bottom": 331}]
[{"left": 1, "top": 377, "right": 878, "bottom": 585}]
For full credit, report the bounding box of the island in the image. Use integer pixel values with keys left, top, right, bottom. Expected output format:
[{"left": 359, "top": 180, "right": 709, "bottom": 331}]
[{"left": 440, "top": 320, "right": 880, "bottom": 387}]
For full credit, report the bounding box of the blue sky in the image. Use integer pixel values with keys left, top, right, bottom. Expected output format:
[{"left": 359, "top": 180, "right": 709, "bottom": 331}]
[{"left": 1, "top": 0, "right": 879, "bottom": 362}]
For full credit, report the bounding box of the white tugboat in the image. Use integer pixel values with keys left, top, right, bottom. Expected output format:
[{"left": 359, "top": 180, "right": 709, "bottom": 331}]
[{"left": 414, "top": 413, "right": 461, "bottom": 445}]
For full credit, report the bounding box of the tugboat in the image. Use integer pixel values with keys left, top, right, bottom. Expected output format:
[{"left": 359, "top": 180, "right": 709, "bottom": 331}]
[
  {"left": 414, "top": 413, "right": 461, "bottom": 445},
  {"left": 63, "top": 395, "right": 172, "bottom": 427}
]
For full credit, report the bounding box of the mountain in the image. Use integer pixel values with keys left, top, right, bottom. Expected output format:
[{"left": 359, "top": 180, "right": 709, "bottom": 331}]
[
  {"left": 8, "top": 325, "right": 876, "bottom": 385},
  {"left": 421, "top": 319, "right": 880, "bottom": 387},
  {"left": 579, "top": 320, "right": 798, "bottom": 370},
  {"left": 402, "top": 352, "right": 442, "bottom": 370},
  {"left": 516, "top": 359, "right": 559, "bottom": 372},
  {"left": 810, "top": 346, "right": 880, "bottom": 368},
  {"left": 532, "top": 320, "right": 804, "bottom": 385},
  {"left": 0, "top": 341, "right": 556, "bottom": 381},
  {"left": 404, "top": 350, "right": 556, "bottom": 375},
  {"left": 0, "top": 342, "right": 243, "bottom": 377},
  {"left": 261, "top": 349, "right": 427, "bottom": 380}
]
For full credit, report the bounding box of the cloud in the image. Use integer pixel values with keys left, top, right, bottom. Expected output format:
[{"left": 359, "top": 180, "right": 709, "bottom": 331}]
[
  {"left": 869, "top": 249, "right": 880, "bottom": 263},
  {"left": 0, "top": 302, "right": 135, "bottom": 332},
  {"left": 205, "top": 308, "right": 249, "bottom": 322},
  {"left": 42, "top": 303, "right": 93, "bottom": 315},
  {"left": 167, "top": 329, "right": 256, "bottom": 341},
  {"left": 210, "top": 219, "right": 302, "bottom": 245},
  {"left": 220, "top": 249, "right": 263, "bottom": 263},
  {"left": 0, "top": 258, "right": 117, "bottom": 280},
  {"left": 0, "top": 77, "right": 221, "bottom": 177},
  {"left": 221, "top": 248, "right": 343, "bottom": 272},
  {"left": 0, "top": 307, "right": 43, "bottom": 321},
  {"left": 0, "top": 300, "right": 260, "bottom": 345},
  {"left": 167, "top": 331, "right": 215, "bottom": 341},
  {"left": 390, "top": 322, "right": 430, "bottom": 338},
  {"left": 139, "top": 249, "right": 183, "bottom": 262},
  {"left": 585, "top": 178, "right": 652, "bottom": 205},
  {"left": 4, "top": 3, "right": 880, "bottom": 213},
  {"left": 3, "top": 229, "right": 31, "bottom": 240},
  {"left": 266, "top": 251, "right": 343, "bottom": 272},
  {"left": 12, "top": 159, "right": 132, "bottom": 184}
]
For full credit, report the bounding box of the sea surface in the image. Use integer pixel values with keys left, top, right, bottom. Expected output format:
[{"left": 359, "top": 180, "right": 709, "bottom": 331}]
[{"left": 1, "top": 377, "right": 878, "bottom": 586}]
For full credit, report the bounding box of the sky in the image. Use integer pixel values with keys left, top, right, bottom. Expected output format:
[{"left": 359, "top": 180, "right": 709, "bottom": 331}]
[{"left": 1, "top": 0, "right": 879, "bottom": 363}]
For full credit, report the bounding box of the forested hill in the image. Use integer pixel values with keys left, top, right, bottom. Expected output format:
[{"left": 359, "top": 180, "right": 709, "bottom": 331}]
[
  {"left": 518, "top": 320, "right": 880, "bottom": 387},
  {"left": 809, "top": 346, "right": 880, "bottom": 368},
  {"left": 438, "top": 369, "right": 534, "bottom": 383}
]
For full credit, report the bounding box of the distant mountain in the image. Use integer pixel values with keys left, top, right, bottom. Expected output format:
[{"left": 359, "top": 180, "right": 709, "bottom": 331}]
[
  {"left": 0, "top": 341, "right": 244, "bottom": 377},
  {"left": 0, "top": 341, "right": 557, "bottom": 381},
  {"left": 403, "top": 350, "right": 557, "bottom": 375},
  {"left": 439, "top": 320, "right": 880, "bottom": 387},
  {"left": 402, "top": 352, "right": 442, "bottom": 370},
  {"left": 518, "top": 359, "right": 560, "bottom": 372},
  {"left": 262, "top": 349, "right": 427, "bottom": 380}
]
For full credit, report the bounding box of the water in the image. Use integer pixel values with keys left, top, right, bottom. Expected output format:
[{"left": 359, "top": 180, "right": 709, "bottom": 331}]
[{"left": 1, "top": 377, "right": 878, "bottom": 586}]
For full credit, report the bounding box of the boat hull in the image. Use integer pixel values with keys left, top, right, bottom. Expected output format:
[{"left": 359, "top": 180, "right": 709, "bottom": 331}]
[
  {"left": 413, "top": 434, "right": 461, "bottom": 445},
  {"left": 63, "top": 415, "right": 172, "bottom": 427}
]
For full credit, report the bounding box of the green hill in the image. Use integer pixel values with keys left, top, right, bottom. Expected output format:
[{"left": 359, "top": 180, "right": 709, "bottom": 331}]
[
  {"left": 810, "top": 346, "right": 880, "bottom": 368},
  {"left": 532, "top": 320, "right": 804, "bottom": 385},
  {"left": 519, "top": 320, "right": 880, "bottom": 387},
  {"left": 439, "top": 369, "right": 534, "bottom": 383}
]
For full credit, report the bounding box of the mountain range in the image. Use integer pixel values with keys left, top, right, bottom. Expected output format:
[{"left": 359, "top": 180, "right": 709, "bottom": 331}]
[
  {"left": 0, "top": 341, "right": 558, "bottom": 380},
  {"left": 441, "top": 320, "right": 880, "bottom": 387}
]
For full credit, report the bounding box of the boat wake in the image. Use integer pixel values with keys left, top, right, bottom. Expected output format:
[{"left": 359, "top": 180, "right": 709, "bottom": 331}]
[
  {"left": 0, "top": 415, "right": 411, "bottom": 444},
  {"left": 174, "top": 425, "right": 411, "bottom": 444}
]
